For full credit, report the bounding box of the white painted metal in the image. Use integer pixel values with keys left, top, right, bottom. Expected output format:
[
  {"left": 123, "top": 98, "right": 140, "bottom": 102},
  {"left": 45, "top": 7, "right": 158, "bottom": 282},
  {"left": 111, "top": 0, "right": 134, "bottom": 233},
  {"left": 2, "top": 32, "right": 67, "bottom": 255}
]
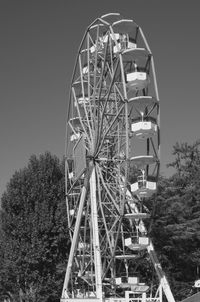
[
  {"left": 131, "top": 181, "right": 157, "bottom": 197},
  {"left": 131, "top": 121, "right": 157, "bottom": 139},
  {"left": 62, "top": 185, "right": 88, "bottom": 299},
  {"left": 62, "top": 12, "right": 175, "bottom": 302},
  {"left": 90, "top": 168, "right": 103, "bottom": 301},
  {"left": 147, "top": 242, "right": 176, "bottom": 302}
]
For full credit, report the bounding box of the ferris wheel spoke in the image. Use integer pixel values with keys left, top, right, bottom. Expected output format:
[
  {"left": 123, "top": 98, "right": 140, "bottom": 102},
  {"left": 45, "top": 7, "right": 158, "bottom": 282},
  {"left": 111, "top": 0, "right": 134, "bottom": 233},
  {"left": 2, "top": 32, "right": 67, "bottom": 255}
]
[
  {"left": 71, "top": 89, "right": 92, "bottom": 145},
  {"left": 96, "top": 164, "right": 120, "bottom": 214},
  {"left": 96, "top": 105, "right": 125, "bottom": 156},
  {"left": 96, "top": 58, "right": 120, "bottom": 124},
  {"left": 78, "top": 56, "right": 94, "bottom": 139},
  {"left": 96, "top": 175, "right": 114, "bottom": 254}
]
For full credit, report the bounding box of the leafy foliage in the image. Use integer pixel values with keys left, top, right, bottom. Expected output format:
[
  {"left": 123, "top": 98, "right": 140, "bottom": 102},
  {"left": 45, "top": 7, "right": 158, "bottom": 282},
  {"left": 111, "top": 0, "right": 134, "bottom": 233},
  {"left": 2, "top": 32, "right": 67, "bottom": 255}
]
[
  {"left": 0, "top": 152, "right": 68, "bottom": 302},
  {"left": 149, "top": 141, "right": 200, "bottom": 301}
]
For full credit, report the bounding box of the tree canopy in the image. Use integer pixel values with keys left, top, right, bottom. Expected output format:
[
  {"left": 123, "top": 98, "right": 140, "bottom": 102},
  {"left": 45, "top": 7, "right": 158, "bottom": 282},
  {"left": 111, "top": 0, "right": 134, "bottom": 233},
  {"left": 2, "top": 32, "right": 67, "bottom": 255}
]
[
  {"left": 149, "top": 141, "right": 200, "bottom": 300},
  {"left": 0, "top": 152, "right": 68, "bottom": 302}
]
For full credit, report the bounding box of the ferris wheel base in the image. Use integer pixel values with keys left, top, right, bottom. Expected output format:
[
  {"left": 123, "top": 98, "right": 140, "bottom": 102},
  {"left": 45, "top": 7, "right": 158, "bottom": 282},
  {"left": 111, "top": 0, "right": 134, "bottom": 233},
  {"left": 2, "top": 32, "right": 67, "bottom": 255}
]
[
  {"left": 61, "top": 299, "right": 101, "bottom": 302},
  {"left": 60, "top": 300, "right": 122, "bottom": 302},
  {"left": 61, "top": 299, "right": 161, "bottom": 302},
  {"left": 61, "top": 296, "right": 161, "bottom": 302}
]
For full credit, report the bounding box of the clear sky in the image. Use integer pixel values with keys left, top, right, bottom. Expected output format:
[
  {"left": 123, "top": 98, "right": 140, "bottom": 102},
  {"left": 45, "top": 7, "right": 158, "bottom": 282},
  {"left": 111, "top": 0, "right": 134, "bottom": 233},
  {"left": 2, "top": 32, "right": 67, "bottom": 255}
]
[{"left": 1, "top": 0, "right": 200, "bottom": 196}]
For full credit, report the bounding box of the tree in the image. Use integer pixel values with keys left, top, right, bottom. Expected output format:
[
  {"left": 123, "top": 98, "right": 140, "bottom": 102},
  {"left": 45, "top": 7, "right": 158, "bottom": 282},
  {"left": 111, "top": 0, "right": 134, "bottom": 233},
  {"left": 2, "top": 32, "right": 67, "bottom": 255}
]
[
  {"left": 0, "top": 152, "right": 69, "bottom": 302},
  {"left": 149, "top": 141, "right": 200, "bottom": 301}
]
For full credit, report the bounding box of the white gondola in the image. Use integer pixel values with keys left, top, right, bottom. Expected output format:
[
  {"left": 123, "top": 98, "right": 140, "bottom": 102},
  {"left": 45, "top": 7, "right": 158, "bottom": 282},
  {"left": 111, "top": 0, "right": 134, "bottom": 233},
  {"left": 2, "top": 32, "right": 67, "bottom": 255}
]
[
  {"left": 130, "top": 155, "right": 157, "bottom": 197},
  {"left": 112, "top": 33, "right": 137, "bottom": 53},
  {"left": 73, "top": 81, "right": 90, "bottom": 105},
  {"left": 131, "top": 119, "right": 157, "bottom": 139},
  {"left": 131, "top": 181, "right": 157, "bottom": 197},
  {"left": 69, "top": 117, "right": 82, "bottom": 142},
  {"left": 125, "top": 237, "right": 149, "bottom": 251},
  {"left": 126, "top": 69, "right": 149, "bottom": 92},
  {"left": 128, "top": 96, "right": 159, "bottom": 138},
  {"left": 112, "top": 19, "right": 138, "bottom": 53},
  {"left": 131, "top": 179, "right": 157, "bottom": 197},
  {"left": 113, "top": 40, "right": 137, "bottom": 53},
  {"left": 122, "top": 48, "right": 150, "bottom": 91}
]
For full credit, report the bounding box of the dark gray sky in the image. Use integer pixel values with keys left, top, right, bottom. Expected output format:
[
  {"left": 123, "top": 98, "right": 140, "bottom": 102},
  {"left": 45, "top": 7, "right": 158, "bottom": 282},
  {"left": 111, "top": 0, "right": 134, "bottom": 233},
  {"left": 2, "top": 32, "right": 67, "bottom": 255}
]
[{"left": 1, "top": 0, "right": 200, "bottom": 196}]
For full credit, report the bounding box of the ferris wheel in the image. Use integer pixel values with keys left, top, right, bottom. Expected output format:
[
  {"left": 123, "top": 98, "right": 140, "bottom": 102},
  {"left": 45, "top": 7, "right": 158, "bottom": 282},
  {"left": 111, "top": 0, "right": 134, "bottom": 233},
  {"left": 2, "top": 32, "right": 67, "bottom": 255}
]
[{"left": 61, "top": 13, "right": 175, "bottom": 302}]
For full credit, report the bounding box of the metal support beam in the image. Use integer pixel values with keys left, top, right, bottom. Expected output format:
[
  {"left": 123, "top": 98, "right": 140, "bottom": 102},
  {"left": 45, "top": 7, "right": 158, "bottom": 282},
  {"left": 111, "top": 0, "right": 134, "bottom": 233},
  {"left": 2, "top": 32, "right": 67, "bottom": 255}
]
[
  {"left": 90, "top": 166, "right": 103, "bottom": 301},
  {"left": 61, "top": 177, "right": 89, "bottom": 300},
  {"left": 147, "top": 241, "right": 175, "bottom": 302}
]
